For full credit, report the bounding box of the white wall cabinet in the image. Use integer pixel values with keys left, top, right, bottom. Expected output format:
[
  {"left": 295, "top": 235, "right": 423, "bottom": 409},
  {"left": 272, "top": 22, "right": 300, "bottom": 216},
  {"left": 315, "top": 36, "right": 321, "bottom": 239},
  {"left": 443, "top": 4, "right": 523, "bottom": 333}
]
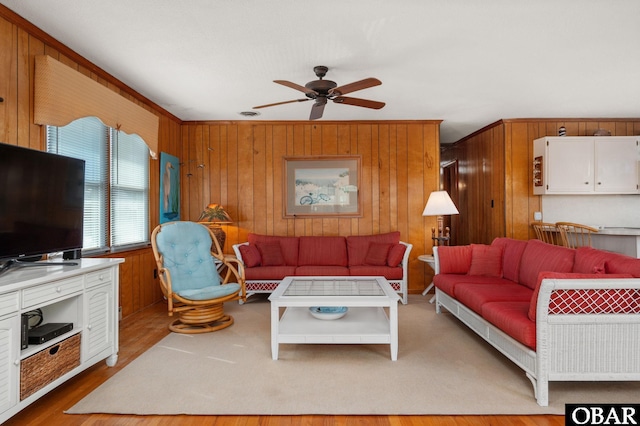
[
  {"left": 0, "top": 258, "right": 123, "bottom": 423},
  {"left": 533, "top": 136, "right": 640, "bottom": 195}
]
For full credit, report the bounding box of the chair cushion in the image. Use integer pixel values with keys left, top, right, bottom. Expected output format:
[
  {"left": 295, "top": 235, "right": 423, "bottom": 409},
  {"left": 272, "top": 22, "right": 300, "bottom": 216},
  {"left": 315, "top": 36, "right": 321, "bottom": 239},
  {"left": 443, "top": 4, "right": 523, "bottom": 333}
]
[
  {"left": 155, "top": 221, "right": 221, "bottom": 292},
  {"left": 178, "top": 283, "right": 240, "bottom": 301}
]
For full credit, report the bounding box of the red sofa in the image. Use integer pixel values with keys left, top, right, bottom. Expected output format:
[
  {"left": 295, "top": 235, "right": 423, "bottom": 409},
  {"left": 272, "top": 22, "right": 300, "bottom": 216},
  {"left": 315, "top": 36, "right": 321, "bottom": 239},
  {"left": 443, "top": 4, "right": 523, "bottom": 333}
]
[
  {"left": 433, "top": 237, "right": 640, "bottom": 406},
  {"left": 232, "top": 232, "right": 412, "bottom": 304}
]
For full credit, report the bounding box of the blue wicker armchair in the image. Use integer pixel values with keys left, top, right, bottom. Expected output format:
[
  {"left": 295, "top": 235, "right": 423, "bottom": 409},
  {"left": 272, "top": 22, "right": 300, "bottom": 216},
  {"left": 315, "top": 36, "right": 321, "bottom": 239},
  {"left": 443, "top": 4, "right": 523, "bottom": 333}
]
[{"left": 151, "top": 221, "right": 246, "bottom": 333}]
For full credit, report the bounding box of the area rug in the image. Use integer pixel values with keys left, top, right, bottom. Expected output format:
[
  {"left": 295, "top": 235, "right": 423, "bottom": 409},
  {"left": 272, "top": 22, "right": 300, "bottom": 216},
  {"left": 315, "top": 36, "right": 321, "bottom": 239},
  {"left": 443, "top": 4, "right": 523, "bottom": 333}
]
[{"left": 67, "top": 295, "right": 638, "bottom": 416}]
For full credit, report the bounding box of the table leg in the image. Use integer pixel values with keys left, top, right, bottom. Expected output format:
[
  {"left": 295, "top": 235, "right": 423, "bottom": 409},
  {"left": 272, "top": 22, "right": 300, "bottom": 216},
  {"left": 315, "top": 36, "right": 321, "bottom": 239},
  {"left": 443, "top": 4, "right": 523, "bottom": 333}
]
[
  {"left": 270, "top": 304, "right": 280, "bottom": 360},
  {"left": 389, "top": 303, "right": 398, "bottom": 361}
]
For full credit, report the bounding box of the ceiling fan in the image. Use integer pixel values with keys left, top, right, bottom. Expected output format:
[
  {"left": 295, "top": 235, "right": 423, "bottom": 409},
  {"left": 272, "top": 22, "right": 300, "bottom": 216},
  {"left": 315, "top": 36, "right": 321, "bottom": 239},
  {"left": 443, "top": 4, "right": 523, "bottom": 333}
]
[{"left": 253, "top": 65, "right": 385, "bottom": 120}]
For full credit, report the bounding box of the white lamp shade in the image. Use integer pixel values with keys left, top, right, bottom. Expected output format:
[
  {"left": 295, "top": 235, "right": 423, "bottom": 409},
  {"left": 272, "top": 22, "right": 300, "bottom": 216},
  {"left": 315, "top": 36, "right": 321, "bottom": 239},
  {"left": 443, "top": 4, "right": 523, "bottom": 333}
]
[{"left": 422, "top": 191, "right": 459, "bottom": 216}]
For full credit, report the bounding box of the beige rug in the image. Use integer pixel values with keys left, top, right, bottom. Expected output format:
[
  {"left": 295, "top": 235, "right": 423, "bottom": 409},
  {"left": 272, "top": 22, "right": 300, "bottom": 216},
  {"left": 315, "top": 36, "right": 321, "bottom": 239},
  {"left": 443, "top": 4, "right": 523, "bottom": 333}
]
[{"left": 67, "top": 295, "right": 638, "bottom": 415}]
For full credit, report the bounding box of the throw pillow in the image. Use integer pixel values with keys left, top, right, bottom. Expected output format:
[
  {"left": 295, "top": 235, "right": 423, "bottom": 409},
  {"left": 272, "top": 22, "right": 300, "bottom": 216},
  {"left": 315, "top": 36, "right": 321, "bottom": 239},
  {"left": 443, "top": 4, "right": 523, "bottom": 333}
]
[
  {"left": 238, "top": 244, "right": 261, "bottom": 267},
  {"left": 437, "top": 245, "right": 473, "bottom": 274},
  {"left": 468, "top": 244, "right": 503, "bottom": 278},
  {"left": 387, "top": 243, "right": 406, "bottom": 267},
  {"left": 256, "top": 242, "right": 285, "bottom": 266},
  {"left": 365, "top": 242, "right": 392, "bottom": 266}
]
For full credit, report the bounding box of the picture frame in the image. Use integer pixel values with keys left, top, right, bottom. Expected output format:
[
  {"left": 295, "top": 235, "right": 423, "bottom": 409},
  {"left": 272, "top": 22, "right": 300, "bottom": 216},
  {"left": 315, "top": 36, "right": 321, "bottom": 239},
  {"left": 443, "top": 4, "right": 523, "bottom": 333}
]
[
  {"left": 284, "top": 155, "right": 361, "bottom": 218},
  {"left": 159, "top": 152, "right": 180, "bottom": 223}
]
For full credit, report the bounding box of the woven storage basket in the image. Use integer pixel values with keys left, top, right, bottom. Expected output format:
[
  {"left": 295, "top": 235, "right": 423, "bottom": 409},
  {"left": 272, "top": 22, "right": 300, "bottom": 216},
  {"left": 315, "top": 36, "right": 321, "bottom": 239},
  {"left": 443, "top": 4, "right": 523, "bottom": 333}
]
[{"left": 20, "top": 333, "right": 81, "bottom": 400}]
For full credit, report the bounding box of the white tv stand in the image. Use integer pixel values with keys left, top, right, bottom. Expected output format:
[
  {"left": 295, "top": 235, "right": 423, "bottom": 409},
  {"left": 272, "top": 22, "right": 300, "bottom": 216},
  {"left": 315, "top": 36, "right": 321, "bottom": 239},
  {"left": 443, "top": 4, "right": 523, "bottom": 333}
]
[{"left": 0, "top": 258, "right": 123, "bottom": 423}]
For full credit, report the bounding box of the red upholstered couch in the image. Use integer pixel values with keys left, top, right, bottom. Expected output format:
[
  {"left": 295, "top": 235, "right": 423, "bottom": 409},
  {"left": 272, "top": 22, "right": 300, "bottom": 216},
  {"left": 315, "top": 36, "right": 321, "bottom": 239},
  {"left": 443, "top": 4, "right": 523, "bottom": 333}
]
[
  {"left": 232, "top": 232, "right": 412, "bottom": 304},
  {"left": 433, "top": 238, "right": 640, "bottom": 406}
]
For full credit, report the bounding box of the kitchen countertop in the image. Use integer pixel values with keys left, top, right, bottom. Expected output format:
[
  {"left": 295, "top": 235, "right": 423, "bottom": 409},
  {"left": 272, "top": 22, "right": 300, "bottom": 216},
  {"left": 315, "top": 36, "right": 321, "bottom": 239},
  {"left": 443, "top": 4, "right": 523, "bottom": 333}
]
[{"left": 595, "top": 227, "right": 640, "bottom": 236}]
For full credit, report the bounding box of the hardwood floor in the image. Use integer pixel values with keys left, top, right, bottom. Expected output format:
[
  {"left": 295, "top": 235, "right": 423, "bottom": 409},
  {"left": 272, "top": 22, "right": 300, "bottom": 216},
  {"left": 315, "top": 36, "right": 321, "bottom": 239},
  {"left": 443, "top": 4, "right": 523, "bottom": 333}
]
[{"left": 4, "top": 302, "right": 565, "bottom": 426}]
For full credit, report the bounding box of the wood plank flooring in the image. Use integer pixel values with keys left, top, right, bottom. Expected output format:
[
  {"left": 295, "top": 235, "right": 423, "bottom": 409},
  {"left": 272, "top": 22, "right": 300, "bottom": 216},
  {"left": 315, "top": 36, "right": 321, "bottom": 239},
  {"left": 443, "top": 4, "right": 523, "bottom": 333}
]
[{"left": 3, "top": 301, "right": 565, "bottom": 426}]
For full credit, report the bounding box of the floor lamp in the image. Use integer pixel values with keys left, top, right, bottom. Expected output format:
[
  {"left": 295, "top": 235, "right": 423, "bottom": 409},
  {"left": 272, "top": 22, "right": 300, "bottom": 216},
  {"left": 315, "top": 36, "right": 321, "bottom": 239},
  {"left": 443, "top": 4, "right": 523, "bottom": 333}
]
[{"left": 422, "top": 190, "right": 459, "bottom": 246}]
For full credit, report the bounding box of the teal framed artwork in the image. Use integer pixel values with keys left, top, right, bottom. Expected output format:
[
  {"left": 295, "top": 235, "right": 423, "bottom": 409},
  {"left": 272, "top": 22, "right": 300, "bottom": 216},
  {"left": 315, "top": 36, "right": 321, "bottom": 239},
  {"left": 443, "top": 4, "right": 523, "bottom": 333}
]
[{"left": 159, "top": 152, "right": 180, "bottom": 223}]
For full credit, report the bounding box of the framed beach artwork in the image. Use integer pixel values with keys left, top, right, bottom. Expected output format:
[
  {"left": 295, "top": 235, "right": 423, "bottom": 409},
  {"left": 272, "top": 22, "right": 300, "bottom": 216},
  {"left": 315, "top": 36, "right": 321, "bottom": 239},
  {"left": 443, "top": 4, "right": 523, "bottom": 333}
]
[
  {"left": 159, "top": 152, "right": 180, "bottom": 223},
  {"left": 283, "top": 156, "right": 361, "bottom": 218}
]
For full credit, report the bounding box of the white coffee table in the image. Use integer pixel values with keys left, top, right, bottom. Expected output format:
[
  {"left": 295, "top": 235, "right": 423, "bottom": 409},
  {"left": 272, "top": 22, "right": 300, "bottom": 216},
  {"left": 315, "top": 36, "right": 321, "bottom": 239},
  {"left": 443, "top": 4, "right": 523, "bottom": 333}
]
[{"left": 268, "top": 276, "right": 400, "bottom": 360}]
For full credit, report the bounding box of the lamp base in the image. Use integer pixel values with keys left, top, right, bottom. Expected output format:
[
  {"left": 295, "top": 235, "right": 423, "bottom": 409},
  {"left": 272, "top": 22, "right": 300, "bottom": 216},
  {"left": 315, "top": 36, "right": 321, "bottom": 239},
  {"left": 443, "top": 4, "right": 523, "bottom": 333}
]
[{"left": 209, "top": 227, "right": 226, "bottom": 252}]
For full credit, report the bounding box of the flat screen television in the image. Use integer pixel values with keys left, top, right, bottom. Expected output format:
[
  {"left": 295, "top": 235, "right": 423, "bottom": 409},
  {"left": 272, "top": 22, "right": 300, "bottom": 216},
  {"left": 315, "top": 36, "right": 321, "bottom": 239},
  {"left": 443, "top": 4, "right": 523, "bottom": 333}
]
[{"left": 0, "top": 142, "right": 85, "bottom": 265}]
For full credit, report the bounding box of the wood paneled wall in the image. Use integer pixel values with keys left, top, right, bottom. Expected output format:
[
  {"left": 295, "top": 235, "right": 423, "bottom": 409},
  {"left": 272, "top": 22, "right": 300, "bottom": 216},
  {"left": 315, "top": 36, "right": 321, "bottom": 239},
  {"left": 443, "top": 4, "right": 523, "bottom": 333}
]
[
  {"left": 180, "top": 121, "right": 442, "bottom": 294},
  {"left": 0, "top": 6, "right": 181, "bottom": 318},
  {"left": 442, "top": 118, "right": 640, "bottom": 245}
]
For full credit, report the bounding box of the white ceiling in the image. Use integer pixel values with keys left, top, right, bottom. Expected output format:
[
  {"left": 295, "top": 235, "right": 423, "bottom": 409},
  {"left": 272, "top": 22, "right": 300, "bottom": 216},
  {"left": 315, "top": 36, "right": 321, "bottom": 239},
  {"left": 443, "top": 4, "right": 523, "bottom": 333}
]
[{"left": 2, "top": 0, "right": 639, "bottom": 143}]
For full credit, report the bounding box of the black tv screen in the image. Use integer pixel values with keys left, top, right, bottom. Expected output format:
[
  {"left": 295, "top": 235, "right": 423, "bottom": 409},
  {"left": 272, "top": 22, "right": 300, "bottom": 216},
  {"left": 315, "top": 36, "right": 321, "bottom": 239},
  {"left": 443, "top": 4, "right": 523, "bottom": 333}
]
[{"left": 0, "top": 143, "right": 85, "bottom": 262}]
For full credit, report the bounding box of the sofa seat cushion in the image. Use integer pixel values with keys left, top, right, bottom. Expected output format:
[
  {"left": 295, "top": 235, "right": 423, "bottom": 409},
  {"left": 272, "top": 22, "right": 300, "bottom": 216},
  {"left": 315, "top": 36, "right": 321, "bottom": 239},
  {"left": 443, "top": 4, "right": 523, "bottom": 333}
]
[
  {"left": 346, "top": 232, "right": 401, "bottom": 266},
  {"left": 245, "top": 266, "right": 297, "bottom": 280},
  {"left": 349, "top": 265, "right": 404, "bottom": 280},
  {"left": 248, "top": 234, "right": 299, "bottom": 266},
  {"left": 454, "top": 283, "right": 534, "bottom": 316},
  {"left": 481, "top": 302, "right": 536, "bottom": 350},
  {"left": 298, "top": 236, "right": 348, "bottom": 266},
  {"left": 518, "top": 239, "right": 575, "bottom": 289},
  {"left": 434, "top": 274, "right": 514, "bottom": 298},
  {"left": 294, "top": 265, "right": 350, "bottom": 276}
]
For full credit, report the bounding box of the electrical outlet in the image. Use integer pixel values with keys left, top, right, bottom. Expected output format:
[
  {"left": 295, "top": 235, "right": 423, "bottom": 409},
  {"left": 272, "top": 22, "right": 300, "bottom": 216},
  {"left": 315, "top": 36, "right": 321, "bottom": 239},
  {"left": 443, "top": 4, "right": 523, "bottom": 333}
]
[{"left": 534, "top": 211, "right": 542, "bottom": 221}]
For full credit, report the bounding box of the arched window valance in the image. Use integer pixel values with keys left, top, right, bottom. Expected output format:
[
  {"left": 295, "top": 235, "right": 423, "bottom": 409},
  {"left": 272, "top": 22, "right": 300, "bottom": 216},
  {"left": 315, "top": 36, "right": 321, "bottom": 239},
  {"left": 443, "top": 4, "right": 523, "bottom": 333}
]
[{"left": 34, "top": 55, "right": 159, "bottom": 159}]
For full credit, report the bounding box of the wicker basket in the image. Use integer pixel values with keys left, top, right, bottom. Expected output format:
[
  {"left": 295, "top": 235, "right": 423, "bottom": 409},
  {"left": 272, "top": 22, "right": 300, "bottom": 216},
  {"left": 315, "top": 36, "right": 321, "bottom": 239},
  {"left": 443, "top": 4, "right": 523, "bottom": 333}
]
[{"left": 20, "top": 333, "right": 81, "bottom": 400}]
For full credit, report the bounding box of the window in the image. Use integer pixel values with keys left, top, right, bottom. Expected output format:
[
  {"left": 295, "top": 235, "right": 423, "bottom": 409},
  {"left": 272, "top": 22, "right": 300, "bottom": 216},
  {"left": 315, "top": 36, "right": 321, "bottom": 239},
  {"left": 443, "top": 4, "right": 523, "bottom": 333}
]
[{"left": 47, "top": 117, "right": 150, "bottom": 254}]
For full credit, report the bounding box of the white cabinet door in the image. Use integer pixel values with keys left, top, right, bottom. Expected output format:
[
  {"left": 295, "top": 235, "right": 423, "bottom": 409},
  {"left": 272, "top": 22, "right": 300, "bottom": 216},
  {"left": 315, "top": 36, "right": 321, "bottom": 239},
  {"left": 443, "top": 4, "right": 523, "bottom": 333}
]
[
  {"left": 545, "top": 137, "right": 594, "bottom": 193},
  {"left": 594, "top": 138, "right": 640, "bottom": 193},
  {"left": 83, "top": 282, "right": 113, "bottom": 363},
  {"left": 534, "top": 136, "right": 640, "bottom": 194},
  {"left": 0, "top": 315, "right": 20, "bottom": 417}
]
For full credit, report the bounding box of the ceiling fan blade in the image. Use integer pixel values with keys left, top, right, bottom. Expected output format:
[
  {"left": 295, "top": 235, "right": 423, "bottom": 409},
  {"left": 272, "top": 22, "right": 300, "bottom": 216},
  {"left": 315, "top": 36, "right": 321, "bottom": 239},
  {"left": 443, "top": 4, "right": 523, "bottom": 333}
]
[
  {"left": 309, "top": 99, "right": 326, "bottom": 120},
  {"left": 253, "top": 98, "right": 310, "bottom": 109},
  {"left": 274, "top": 80, "right": 318, "bottom": 96},
  {"left": 333, "top": 96, "right": 385, "bottom": 110},
  {"left": 330, "top": 77, "right": 381, "bottom": 96}
]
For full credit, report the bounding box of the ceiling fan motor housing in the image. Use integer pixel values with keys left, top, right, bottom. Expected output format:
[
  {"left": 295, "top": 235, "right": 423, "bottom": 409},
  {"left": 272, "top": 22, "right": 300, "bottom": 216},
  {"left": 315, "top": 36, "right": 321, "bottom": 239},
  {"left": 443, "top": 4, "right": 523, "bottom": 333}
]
[{"left": 305, "top": 79, "right": 337, "bottom": 97}]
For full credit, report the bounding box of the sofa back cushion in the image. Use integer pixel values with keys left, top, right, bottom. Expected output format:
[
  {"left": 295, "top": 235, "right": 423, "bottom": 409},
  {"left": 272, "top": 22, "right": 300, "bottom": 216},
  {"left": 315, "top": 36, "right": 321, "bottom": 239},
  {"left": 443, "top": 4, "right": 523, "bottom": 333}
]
[
  {"left": 346, "top": 232, "right": 400, "bottom": 266},
  {"left": 518, "top": 239, "right": 575, "bottom": 289},
  {"left": 573, "top": 246, "right": 612, "bottom": 274},
  {"left": 298, "top": 236, "right": 348, "bottom": 266},
  {"left": 491, "top": 238, "right": 528, "bottom": 282},
  {"left": 468, "top": 244, "right": 503, "bottom": 278},
  {"left": 436, "top": 245, "right": 472, "bottom": 274},
  {"left": 605, "top": 254, "right": 640, "bottom": 277},
  {"left": 387, "top": 243, "right": 407, "bottom": 267},
  {"left": 238, "top": 244, "right": 262, "bottom": 267},
  {"left": 247, "top": 233, "right": 299, "bottom": 266}
]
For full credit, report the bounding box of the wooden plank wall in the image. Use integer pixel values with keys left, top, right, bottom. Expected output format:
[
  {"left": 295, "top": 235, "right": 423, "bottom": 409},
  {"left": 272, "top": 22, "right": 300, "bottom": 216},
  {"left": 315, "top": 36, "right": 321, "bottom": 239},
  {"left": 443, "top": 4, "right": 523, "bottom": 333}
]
[
  {"left": 442, "top": 118, "right": 640, "bottom": 245},
  {"left": 0, "top": 7, "right": 182, "bottom": 318},
  {"left": 180, "top": 121, "right": 442, "bottom": 294}
]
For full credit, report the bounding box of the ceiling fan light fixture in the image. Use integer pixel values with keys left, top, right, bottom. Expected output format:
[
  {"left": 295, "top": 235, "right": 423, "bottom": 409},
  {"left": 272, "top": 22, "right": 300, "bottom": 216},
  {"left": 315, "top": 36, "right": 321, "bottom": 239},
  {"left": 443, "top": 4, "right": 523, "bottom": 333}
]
[{"left": 239, "top": 111, "right": 260, "bottom": 117}]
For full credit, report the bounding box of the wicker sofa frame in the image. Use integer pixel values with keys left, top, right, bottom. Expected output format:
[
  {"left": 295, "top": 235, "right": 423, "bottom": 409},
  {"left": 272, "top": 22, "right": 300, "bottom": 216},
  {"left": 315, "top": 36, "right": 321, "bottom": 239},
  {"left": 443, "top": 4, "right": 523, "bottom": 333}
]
[
  {"left": 233, "top": 240, "right": 412, "bottom": 304},
  {"left": 433, "top": 246, "right": 640, "bottom": 406}
]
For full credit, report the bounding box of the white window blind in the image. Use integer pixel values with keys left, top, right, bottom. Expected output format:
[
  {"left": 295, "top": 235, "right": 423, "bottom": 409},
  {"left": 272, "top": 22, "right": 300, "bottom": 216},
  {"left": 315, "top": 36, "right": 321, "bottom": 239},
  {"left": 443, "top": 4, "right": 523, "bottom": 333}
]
[
  {"left": 46, "top": 116, "right": 150, "bottom": 254},
  {"left": 110, "top": 130, "right": 149, "bottom": 248},
  {"left": 47, "top": 117, "right": 108, "bottom": 253}
]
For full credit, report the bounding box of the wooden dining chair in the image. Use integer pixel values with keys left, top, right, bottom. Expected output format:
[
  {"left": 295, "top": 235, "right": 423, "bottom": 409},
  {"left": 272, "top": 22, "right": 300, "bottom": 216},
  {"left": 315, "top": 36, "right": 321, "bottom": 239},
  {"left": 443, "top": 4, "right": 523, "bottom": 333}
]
[
  {"left": 555, "top": 222, "right": 599, "bottom": 248},
  {"left": 531, "top": 222, "right": 563, "bottom": 246}
]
